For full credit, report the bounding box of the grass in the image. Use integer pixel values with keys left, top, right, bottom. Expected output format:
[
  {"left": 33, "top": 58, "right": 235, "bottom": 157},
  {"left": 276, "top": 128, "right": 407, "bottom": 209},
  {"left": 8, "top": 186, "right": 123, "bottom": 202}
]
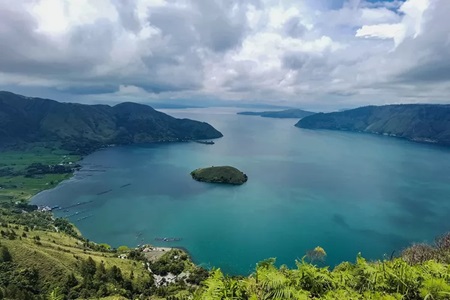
[
  {"left": 0, "top": 174, "right": 73, "bottom": 202},
  {"left": 1, "top": 224, "right": 151, "bottom": 289},
  {"left": 0, "top": 145, "right": 80, "bottom": 202}
]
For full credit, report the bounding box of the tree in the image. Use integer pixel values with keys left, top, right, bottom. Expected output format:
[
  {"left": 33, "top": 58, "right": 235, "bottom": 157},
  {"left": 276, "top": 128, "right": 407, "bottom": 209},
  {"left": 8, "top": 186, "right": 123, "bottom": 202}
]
[
  {"left": 47, "top": 287, "right": 64, "bottom": 300},
  {"left": 305, "top": 246, "right": 327, "bottom": 263},
  {"left": 80, "top": 257, "right": 96, "bottom": 286},
  {"left": 64, "top": 273, "right": 78, "bottom": 290},
  {"left": 95, "top": 262, "right": 107, "bottom": 282},
  {"left": 107, "top": 265, "right": 123, "bottom": 283},
  {"left": 0, "top": 246, "right": 12, "bottom": 263},
  {"left": 117, "top": 245, "right": 129, "bottom": 253}
]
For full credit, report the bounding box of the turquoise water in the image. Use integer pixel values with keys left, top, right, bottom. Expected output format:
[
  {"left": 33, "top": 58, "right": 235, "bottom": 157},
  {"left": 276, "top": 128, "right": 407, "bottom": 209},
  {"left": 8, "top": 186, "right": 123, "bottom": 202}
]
[{"left": 32, "top": 108, "right": 450, "bottom": 275}]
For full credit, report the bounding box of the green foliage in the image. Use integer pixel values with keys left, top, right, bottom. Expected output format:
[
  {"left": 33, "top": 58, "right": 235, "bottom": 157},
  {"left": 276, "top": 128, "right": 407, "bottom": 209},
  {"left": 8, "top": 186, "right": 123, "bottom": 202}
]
[
  {"left": 37, "top": 256, "right": 154, "bottom": 299},
  {"left": 0, "top": 261, "right": 40, "bottom": 299},
  {"left": 0, "top": 246, "right": 12, "bottom": 263},
  {"left": 2, "top": 216, "right": 450, "bottom": 300},
  {"left": 191, "top": 166, "right": 248, "bottom": 185},
  {"left": 149, "top": 249, "right": 188, "bottom": 276},
  {"left": 419, "top": 278, "right": 450, "bottom": 299},
  {"left": 0, "top": 219, "right": 159, "bottom": 299},
  {"left": 117, "top": 245, "right": 129, "bottom": 253},
  {"left": 0, "top": 147, "right": 80, "bottom": 202},
  {"left": 47, "top": 287, "right": 64, "bottom": 300},
  {"left": 187, "top": 267, "right": 210, "bottom": 285},
  {"left": 53, "top": 218, "right": 79, "bottom": 238},
  {"left": 195, "top": 250, "right": 450, "bottom": 300}
]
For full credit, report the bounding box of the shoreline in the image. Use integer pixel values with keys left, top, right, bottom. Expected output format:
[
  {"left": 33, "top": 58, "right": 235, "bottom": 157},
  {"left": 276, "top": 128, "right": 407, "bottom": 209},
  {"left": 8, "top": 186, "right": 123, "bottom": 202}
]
[{"left": 23, "top": 144, "right": 201, "bottom": 266}]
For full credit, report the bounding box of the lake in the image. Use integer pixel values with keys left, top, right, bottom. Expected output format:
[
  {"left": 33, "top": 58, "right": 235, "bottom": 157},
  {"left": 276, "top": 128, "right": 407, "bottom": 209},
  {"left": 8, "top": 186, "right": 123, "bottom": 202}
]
[{"left": 32, "top": 107, "right": 450, "bottom": 275}]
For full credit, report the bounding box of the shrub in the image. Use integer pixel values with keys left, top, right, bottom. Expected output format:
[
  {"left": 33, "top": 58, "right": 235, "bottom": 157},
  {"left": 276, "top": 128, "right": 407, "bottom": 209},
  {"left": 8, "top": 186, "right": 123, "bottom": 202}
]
[{"left": 401, "top": 243, "right": 436, "bottom": 264}]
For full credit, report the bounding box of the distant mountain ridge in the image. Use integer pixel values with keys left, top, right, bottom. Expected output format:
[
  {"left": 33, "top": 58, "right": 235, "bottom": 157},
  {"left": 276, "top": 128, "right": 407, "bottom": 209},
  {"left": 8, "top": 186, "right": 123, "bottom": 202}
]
[
  {"left": 296, "top": 104, "right": 450, "bottom": 145},
  {"left": 0, "top": 91, "right": 222, "bottom": 153},
  {"left": 237, "top": 108, "right": 316, "bottom": 119}
]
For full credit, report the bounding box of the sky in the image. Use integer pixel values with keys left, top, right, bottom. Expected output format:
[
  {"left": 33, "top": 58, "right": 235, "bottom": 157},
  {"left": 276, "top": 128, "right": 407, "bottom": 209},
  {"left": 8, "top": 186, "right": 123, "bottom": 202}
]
[{"left": 0, "top": 0, "right": 449, "bottom": 110}]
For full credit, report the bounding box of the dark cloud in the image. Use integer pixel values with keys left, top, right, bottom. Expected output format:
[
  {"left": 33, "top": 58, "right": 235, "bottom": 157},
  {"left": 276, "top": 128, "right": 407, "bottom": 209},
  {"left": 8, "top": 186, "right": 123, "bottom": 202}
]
[
  {"left": 0, "top": 0, "right": 449, "bottom": 107},
  {"left": 192, "top": 0, "right": 248, "bottom": 52},
  {"left": 391, "top": 0, "right": 450, "bottom": 84},
  {"left": 148, "top": 0, "right": 248, "bottom": 53},
  {"left": 283, "top": 17, "right": 306, "bottom": 38},
  {"left": 398, "top": 61, "right": 450, "bottom": 83},
  {"left": 282, "top": 52, "right": 309, "bottom": 69},
  {"left": 57, "top": 84, "right": 120, "bottom": 95},
  {"left": 0, "top": 3, "right": 113, "bottom": 76},
  {"left": 0, "top": 3, "right": 50, "bottom": 73},
  {"left": 112, "top": 0, "right": 141, "bottom": 33}
]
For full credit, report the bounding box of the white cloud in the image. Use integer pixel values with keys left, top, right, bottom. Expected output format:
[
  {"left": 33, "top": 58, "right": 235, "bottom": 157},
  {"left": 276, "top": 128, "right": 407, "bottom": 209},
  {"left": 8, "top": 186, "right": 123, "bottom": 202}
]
[
  {"left": 0, "top": 0, "right": 449, "bottom": 110},
  {"left": 355, "top": 0, "right": 430, "bottom": 46},
  {"left": 356, "top": 23, "right": 404, "bottom": 42}
]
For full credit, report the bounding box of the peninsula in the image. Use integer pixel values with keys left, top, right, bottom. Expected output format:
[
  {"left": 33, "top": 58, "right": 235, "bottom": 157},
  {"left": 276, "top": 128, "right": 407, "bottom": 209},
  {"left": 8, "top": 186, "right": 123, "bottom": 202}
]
[
  {"left": 190, "top": 166, "right": 248, "bottom": 185},
  {"left": 0, "top": 91, "right": 223, "bottom": 154},
  {"left": 237, "top": 108, "right": 315, "bottom": 119},
  {"left": 296, "top": 104, "right": 450, "bottom": 146}
]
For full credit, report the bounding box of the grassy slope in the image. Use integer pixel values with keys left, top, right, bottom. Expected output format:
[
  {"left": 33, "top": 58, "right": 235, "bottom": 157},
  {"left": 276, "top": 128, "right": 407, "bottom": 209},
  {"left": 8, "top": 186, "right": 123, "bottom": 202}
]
[
  {"left": 1, "top": 224, "right": 153, "bottom": 298},
  {"left": 2, "top": 225, "right": 149, "bottom": 282}
]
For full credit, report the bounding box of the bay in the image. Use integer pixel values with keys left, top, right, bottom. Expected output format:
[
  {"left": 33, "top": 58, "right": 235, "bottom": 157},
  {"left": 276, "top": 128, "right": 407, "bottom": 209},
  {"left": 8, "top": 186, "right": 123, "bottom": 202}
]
[{"left": 32, "top": 107, "right": 450, "bottom": 275}]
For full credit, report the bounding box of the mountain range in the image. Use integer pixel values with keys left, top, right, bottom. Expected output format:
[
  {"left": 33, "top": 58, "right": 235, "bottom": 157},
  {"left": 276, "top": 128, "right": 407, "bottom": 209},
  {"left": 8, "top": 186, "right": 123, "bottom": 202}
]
[
  {"left": 0, "top": 91, "right": 222, "bottom": 153},
  {"left": 296, "top": 104, "right": 450, "bottom": 145}
]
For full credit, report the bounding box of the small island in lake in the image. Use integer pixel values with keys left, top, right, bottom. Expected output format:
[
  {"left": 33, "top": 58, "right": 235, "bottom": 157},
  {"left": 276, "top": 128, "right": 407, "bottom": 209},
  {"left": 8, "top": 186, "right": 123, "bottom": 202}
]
[{"left": 190, "top": 166, "right": 248, "bottom": 185}]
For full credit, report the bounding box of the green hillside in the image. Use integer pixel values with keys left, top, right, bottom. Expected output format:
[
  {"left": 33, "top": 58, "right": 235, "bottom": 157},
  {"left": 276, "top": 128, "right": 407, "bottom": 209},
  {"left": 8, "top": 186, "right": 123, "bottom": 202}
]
[
  {"left": 0, "top": 202, "right": 207, "bottom": 299},
  {"left": 2, "top": 204, "right": 450, "bottom": 300},
  {"left": 0, "top": 91, "right": 223, "bottom": 154},
  {"left": 296, "top": 104, "right": 450, "bottom": 145}
]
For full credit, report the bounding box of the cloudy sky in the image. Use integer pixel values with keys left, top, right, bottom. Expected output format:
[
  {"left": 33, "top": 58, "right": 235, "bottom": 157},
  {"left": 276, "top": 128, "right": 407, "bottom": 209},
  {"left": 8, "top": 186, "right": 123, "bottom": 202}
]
[{"left": 0, "top": 0, "right": 449, "bottom": 110}]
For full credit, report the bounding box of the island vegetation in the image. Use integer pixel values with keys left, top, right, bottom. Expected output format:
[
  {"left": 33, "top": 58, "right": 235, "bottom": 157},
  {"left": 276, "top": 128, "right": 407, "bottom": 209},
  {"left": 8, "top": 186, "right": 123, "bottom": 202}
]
[
  {"left": 191, "top": 166, "right": 248, "bottom": 185},
  {"left": 296, "top": 104, "right": 450, "bottom": 146},
  {"left": 238, "top": 108, "right": 316, "bottom": 119}
]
